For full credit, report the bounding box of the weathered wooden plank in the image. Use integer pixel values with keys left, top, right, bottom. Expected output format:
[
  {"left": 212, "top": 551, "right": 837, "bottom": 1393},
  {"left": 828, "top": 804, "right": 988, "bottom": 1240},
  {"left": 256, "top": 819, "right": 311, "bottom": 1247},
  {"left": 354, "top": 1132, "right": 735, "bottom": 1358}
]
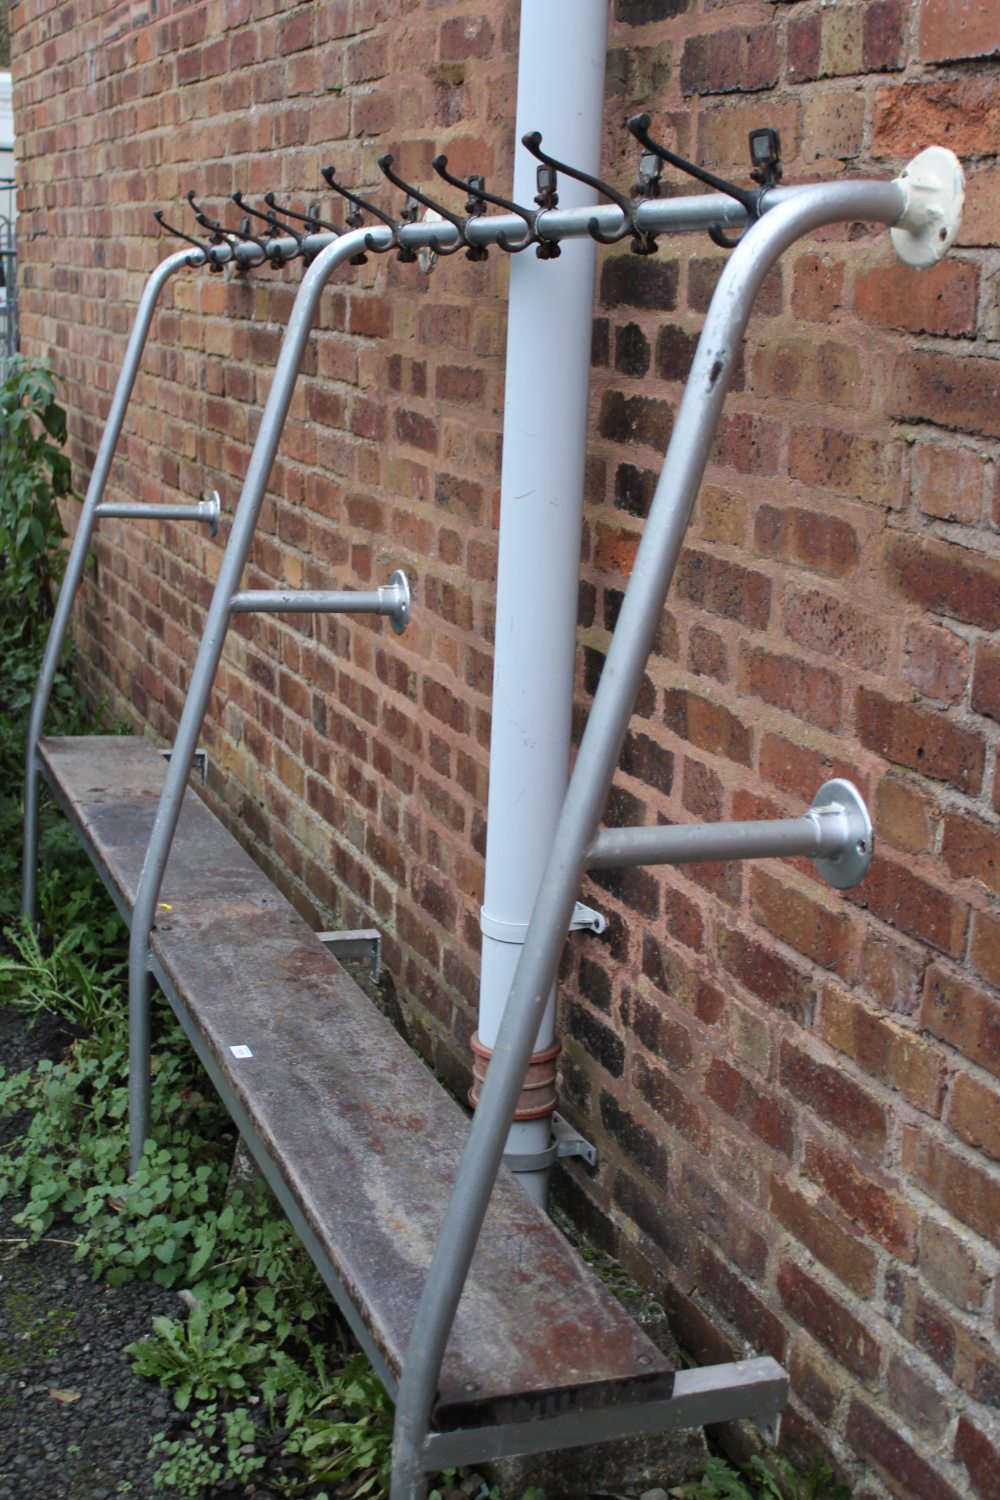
[{"left": 38, "top": 735, "right": 674, "bottom": 1428}]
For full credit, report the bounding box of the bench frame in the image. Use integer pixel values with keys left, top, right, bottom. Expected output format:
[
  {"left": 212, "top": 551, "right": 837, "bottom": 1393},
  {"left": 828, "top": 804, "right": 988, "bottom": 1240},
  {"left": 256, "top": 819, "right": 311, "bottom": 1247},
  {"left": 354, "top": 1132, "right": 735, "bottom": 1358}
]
[{"left": 22, "top": 153, "right": 962, "bottom": 1500}]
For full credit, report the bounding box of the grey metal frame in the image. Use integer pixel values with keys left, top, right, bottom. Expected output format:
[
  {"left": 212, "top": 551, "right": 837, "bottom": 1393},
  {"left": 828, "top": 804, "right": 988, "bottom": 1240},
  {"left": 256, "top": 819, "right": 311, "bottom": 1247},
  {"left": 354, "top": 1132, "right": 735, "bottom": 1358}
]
[
  {"left": 389, "top": 177, "right": 906, "bottom": 1499},
  {"left": 22, "top": 245, "right": 206, "bottom": 919},
  {"left": 27, "top": 171, "right": 923, "bottom": 1498}
]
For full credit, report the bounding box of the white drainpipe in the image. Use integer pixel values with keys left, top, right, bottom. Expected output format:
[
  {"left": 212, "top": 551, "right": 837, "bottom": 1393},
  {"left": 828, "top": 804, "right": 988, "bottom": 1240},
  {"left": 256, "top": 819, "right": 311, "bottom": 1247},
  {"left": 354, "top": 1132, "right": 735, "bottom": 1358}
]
[{"left": 474, "top": 0, "right": 610, "bottom": 1206}]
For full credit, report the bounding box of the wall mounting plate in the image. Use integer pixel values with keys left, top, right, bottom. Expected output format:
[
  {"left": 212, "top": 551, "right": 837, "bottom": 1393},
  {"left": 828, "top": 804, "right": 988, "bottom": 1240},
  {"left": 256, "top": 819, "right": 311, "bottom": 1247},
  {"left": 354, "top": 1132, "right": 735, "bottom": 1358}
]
[{"left": 891, "top": 146, "right": 965, "bottom": 269}]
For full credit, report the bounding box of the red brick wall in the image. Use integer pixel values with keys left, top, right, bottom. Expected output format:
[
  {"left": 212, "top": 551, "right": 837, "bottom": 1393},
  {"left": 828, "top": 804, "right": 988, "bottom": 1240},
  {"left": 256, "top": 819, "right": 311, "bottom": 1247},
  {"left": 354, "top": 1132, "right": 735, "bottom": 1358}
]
[{"left": 11, "top": 2, "right": 1000, "bottom": 1494}]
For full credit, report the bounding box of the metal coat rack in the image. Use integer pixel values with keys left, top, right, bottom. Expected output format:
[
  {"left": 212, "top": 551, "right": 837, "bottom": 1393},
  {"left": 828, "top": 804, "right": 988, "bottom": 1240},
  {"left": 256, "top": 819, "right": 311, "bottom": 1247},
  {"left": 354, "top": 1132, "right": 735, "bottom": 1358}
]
[{"left": 20, "top": 115, "right": 964, "bottom": 1500}]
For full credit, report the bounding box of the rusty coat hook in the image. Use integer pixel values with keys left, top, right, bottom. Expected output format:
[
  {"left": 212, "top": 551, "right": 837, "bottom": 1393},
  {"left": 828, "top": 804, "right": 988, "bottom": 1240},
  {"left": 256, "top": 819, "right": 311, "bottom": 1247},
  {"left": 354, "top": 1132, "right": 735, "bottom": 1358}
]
[
  {"left": 320, "top": 167, "right": 400, "bottom": 263},
  {"left": 626, "top": 114, "right": 758, "bottom": 250},
  {"left": 521, "top": 130, "right": 652, "bottom": 252}
]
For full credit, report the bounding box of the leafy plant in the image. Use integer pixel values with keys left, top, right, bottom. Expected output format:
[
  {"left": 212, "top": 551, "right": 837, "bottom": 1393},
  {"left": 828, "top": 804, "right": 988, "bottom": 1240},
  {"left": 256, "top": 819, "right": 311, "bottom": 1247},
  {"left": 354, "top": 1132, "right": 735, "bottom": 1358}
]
[{"left": 674, "top": 1452, "right": 852, "bottom": 1500}]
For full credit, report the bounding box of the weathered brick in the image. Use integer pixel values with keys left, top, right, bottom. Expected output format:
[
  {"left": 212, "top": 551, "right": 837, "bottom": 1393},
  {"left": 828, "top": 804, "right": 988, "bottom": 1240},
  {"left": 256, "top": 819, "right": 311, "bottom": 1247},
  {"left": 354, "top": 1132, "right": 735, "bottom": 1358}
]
[
  {"left": 566, "top": 1002, "right": 625, "bottom": 1079},
  {"left": 849, "top": 1396, "right": 962, "bottom": 1500},
  {"left": 874, "top": 774, "right": 936, "bottom": 856},
  {"left": 890, "top": 352, "right": 1000, "bottom": 441},
  {"left": 887, "top": 1353, "right": 950, "bottom": 1440},
  {"left": 804, "top": 1141, "right": 918, "bottom": 1259},
  {"left": 887, "top": 535, "right": 1000, "bottom": 632},
  {"left": 954, "top": 1415, "right": 1000, "bottom": 1500},
  {"left": 855, "top": 258, "right": 979, "bottom": 338},
  {"left": 752, "top": 338, "right": 862, "bottom": 409},
  {"left": 755, "top": 501, "right": 860, "bottom": 577},
  {"left": 699, "top": 1245, "right": 787, "bottom": 1360},
  {"left": 857, "top": 686, "right": 984, "bottom": 795},
  {"left": 778, "top": 1261, "right": 880, "bottom": 1383},
  {"left": 783, "top": 586, "right": 889, "bottom": 673},
  {"left": 634, "top": 1054, "right": 711, "bottom": 1152},
  {"left": 941, "top": 811, "right": 1000, "bottom": 897},
  {"left": 970, "top": 909, "right": 1000, "bottom": 990},
  {"left": 598, "top": 390, "right": 673, "bottom": 450},
  {"left": 771, "top": 1176, "right": 877, "bottom": 1297},
  {"left": 740, "top": 643, "right": 843, "bottom": 733},
  {"left": 920, "top": 1215, "right": 990, "bottom": 1313},
  {"left": 716, "top": 925, "right": 813, "bottom": 1025},
  {"left": 903, "top": 1127, "right": 1000, "bottom": 1250},
  {"left": 919, "top": 0, "right": 1000, "bottom": 62},
  {"left": 680, "top": 1162, "right": 768, "bottom": 1277},
  {"left": 902, "top": 620, "right": 969, "bottom": 705},
  {"left": 780, "top": 1041, "right": 887, "bottom": 1157},
  {"left": 680, "top": 26, "right": 777, "bottom": 96},
  {"left": 921, "top": 966, "right": 1000, "bottom": 1082},
  {"left": 789, "top": 425, "right": 901, "bottom": 506},
  {"left": 614, "top": 0, "right": 690, "bottom": 23},
  {"left": 663, "top": 688, "right": 752, "bottom": 766},
  {"left": 750, "top": 870, "right": 852, "bottom": 970},
  {"left": 820, "top": 984, "right": 946, "bottom": 1116},
  {"left": 972, "top": 640, "right": 1000, "bottom": 724},
  {"left": 698, "top": 96, "right": 801, "bottom": 172},
  {"left": 600, "top": 255, "right": 678, "bottom": 312},
  {"left": 599, "top": 1090, "right": 669, "bottom": 1179},
  {"left": 675, "top": 548, "right": 771, "bottom": 629},
  {"left": 704, "top": 1058, "right": 794, "bottom": 1156},
  {"left": 873, "top": 76, "right": 1000, "bottom": 159},
  {"left": 851, "top": 851, "right": 968, "bottom": 957},
  {"left": 791, "top": 254, "right": 845, "bottom": 322},
  {"left": 917, "top": 441, "right": 983, "bottom": 525}
]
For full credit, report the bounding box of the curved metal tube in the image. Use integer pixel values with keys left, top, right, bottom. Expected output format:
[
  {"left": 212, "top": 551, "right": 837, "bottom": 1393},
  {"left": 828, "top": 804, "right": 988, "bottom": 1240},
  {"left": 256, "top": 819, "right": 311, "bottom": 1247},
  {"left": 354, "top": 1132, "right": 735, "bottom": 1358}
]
[
  {"left": 389, "top": 177, "right": 905, "bottom": 1499},
  {"left": 21, "top": 246, "right": 205, "bottom": 920},
  {"left": 126, "top": 224, "right": 392, "bottom": 1169}
]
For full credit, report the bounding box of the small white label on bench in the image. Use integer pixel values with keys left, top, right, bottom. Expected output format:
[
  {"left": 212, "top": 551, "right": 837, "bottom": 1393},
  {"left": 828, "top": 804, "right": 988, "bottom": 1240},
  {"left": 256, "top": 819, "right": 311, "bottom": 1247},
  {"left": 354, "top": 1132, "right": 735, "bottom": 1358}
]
[{"left": 230, "top": 1045, "right": 253, "bottom": 1059}]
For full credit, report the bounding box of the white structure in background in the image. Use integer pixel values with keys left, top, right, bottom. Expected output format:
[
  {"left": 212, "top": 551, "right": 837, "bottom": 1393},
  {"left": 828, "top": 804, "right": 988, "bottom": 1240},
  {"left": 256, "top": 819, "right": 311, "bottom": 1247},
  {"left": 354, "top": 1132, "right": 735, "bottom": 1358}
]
[{"left": 0, "top": 71, "right": 15, "bottom": 340}]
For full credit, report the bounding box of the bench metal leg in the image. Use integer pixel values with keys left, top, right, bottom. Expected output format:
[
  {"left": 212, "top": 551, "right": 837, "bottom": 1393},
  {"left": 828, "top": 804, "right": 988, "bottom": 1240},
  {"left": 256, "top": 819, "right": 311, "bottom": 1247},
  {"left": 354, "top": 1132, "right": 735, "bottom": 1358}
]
[
  {"left": 21, "top": 247, "right": 205, "bottom": 923},
  {"left": 389, "top": 177, "right": 906, "bottom": 1500},
  {"left": 126, "top": 223, "right": 392, "bottom": 1170}
]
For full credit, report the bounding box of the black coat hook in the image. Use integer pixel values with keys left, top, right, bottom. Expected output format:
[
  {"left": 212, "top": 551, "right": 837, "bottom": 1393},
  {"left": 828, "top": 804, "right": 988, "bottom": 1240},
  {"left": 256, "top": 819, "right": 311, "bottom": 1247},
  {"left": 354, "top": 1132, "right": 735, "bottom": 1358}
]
[
  {"left": 431, "top": 156, "right": 536, "bottom": 256},
  {"left": 626, "top": 114, "right": 758, "bottom": 251},
  {"left": 521, "top": 130, "right": 648, "bottom": 251},
  {"left": 376, "top": 155, "right": 465, "bottom": 258},
  {"left": 320, "top": 167, "right": 400, "bottom": 262}
]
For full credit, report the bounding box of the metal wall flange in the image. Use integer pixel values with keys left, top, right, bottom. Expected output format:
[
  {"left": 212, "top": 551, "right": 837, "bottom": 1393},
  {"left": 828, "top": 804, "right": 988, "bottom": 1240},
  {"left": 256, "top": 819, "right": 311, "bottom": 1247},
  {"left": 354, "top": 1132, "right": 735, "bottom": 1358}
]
[
  {"left": 891, "top": 146, "right": 964, "bottom": 268},
  {"left": 810, "top": 778, "right": 873, "bottom": 890},
  {"left": 387, "top": 569, "right": 411, "bottom": 635}
]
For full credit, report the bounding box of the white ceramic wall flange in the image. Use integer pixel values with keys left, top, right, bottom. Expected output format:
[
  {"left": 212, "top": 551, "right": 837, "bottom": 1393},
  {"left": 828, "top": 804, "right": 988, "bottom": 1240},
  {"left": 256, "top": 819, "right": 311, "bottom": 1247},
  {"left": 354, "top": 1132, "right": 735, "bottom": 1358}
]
[{"left": 891, "top": 146, "right": 965, "bottom": 268}]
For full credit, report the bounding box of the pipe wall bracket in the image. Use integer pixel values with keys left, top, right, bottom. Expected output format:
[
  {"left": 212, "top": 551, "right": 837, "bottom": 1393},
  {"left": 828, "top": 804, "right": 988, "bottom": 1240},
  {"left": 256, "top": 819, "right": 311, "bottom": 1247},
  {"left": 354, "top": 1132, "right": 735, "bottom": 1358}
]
[
  {"left": 502, "top": 1111, "right": 598, "bottom": 1174},
  {"left": 891, "top": 146, "right": 964, "bottom": 268},
  {"left": 811, "top": 778, "right": 873, "bottom": 891}
]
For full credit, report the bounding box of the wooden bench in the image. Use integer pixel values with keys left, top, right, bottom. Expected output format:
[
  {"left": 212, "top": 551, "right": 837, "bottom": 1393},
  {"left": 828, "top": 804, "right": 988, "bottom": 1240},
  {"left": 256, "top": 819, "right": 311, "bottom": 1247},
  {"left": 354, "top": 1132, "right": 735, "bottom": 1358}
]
[{"left": 39, "top": 732, "right": 679, "bottom": 1438}]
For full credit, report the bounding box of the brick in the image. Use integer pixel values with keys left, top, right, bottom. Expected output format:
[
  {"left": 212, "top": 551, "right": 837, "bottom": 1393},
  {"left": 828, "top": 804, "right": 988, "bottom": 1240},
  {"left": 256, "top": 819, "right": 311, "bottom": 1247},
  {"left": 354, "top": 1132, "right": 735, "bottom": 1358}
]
[
  {"left": 674, "top": 548, "right": 771, "bottom": 629},
  {"left": 755, "top": 501, "right": 860, "bottom": 577},
  {"left": 820, "top": 984, "right": 946, "bottom": 1117},
  {"left": 973, "top": 641, "right": 1000, "bottom": 724},
  {"left": 970, "top": 909, "right": 1000, "bottom": 990},
  {"left": 655, "top": 325, "right": 700, "bottom": 384},
  {"left": 740, "top": 643, "right": 843, "bottom": 733},
  {"left": 780, "top": 1041, "right": 887, "bottom": 1157},
  {"left": 750, "top": 869, "right": 852, "bottom": 970},
  {"left": 680, "top": 26, "right": 778, "bottom": 96},
  {"left": 857, "top": 686, "right": 984, "bottom": 795},
  {"left": 920, "top": 1216, "right": 990, "bottom": 1313},
  {"left": 614, "top": 462, "right": 658, "bottom": 519},
  {"left": 621, "top": 984, "right": 694, "bottom": 1073},
  {"left": 902, "top": 620, "right": 969, "bottom": 705},
  {"left": 688, "top": 625, "right": 728, "bottom": 683},
  {"left": 614, "top": 322, "right": 651, "bottom": 379},
  {"left": 663, "top": 688, "right": 752, "bottom": 766},
  {"left": 805, "top": 1141, "right": 918, "bottom": 1259},
  {"left": 919, "top": 0, "right": 1000, "bottom": 62},
  {"left": 849, "top": 1397, "right": 962, "bottom": 1500},
  {"left": 874, "top": 774, "right": 935, "bottom": 856},
  {"left": 713, "top": 411, "right": 780, "bottom": 474},
  {"left": 599, "top": 1091, "right": 669, "bottom": 1180},
  {"left": 960, "top": 163, "right": 1000, "bottom": 247},
  {"left": 864, "top": 0, "right": 907, "bottom": 70},
  {"left": 941, "top": 811, "right": 1000, "bottom": 897},
  {"left": 634, "top": 1054, "right": 711, "bottom": 1152},
  {"left": 890, "top": 352, "right": 1000, "bottom": 442},
  {"left": 680, "top": 1163, "right": 768, "bottom": 1277},
  {"left": 912, "top": 443, "right": 984, "bottom": 526},
  {"left": 802, "top": 90, "right": 865, "bottom": 162},
  {"left": 851, "top": 851, "right": 967, "bottom": 958},
  {"left": 600, "top": 256, "right": 678, "bottom": 312},
  {"left": 615, "top": 0, "right": 691, "bottom": 22},
  {"left": 704, "top": 1058, "right": 794, "bottom": 1156},
  {"left": 903, "top": 1128, "right": 1000, "bottom": 1250},
  {"left": 954, "top": 1415, "right": 1000, "bottom": 1500},
  {"left": 887, "top": 1354, "right": 950, "bottom": 1440},
  {"left": 698, "top": 97, "right": 801, "bottom": 172},
  {"left": 682, "top": 757, "right": 723, "bottom": 819},
  {"left": 856, "top": 258, "right": 979, "bottom": 339},
  {"left": 791, "top": 254, "right": 844, "bottom": 321},
  {"left": 594, "top": 521, "right": 641, "bottom": 577},
  {"left": 752, "top": 338, "right": 861, "bottom": 409},
  {"left": 598, "top": 390, "right": 673, "bottom": 450},
  {"left": 612, "top": 1170, "right": 691, "bottom": 1270},
  {"left": 440, "top": 16, "right": 493, "bottom": 61},
  {"left": 778, "top": 1261, "right": 880, "bottom": 1383},
  {"left": 621, "top": 728, "right": 674, "bottom": 792},
  {"left": 888, "top": 535, "right": 1000, "bottom": 633},
  {"left": 698, "top": 1245, "right": 787, "bottom": 1360},
  {"left": 771, "top": 1176, "right": 876, "bottom": 1297},
  {"left": 921, "top": 966, "right": 1000, "bottom": 1082},
  {"left": 783, "top": 586, "right": 889, "bottom": 674},
  {"left": 788, "top": 425, "right": 901, "bottom": 507},
  {"left": 873, "top": 77, "right": 1000, "bottom": 160},
  {"left": 566, "top": 1003, "right": 625, "bottom": 1079},
  {"left": 716, "top": 925, "right": 813, "bottom": 1025}
]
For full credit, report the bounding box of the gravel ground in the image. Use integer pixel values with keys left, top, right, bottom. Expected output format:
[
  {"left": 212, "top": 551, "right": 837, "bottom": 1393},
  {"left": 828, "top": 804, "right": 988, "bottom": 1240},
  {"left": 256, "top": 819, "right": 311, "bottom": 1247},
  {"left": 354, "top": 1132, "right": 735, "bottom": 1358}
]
[{"left": 0, "top": 1008, "right": 187, "bottom": 1500}]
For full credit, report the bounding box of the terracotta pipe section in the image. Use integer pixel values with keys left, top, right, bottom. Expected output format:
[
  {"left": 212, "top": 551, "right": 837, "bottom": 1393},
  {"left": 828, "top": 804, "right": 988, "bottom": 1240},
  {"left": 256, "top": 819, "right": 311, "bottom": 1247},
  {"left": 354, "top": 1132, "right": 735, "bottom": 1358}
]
[{"left": 469, "top": 1033, "right": 561, "bottom": 1122}]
